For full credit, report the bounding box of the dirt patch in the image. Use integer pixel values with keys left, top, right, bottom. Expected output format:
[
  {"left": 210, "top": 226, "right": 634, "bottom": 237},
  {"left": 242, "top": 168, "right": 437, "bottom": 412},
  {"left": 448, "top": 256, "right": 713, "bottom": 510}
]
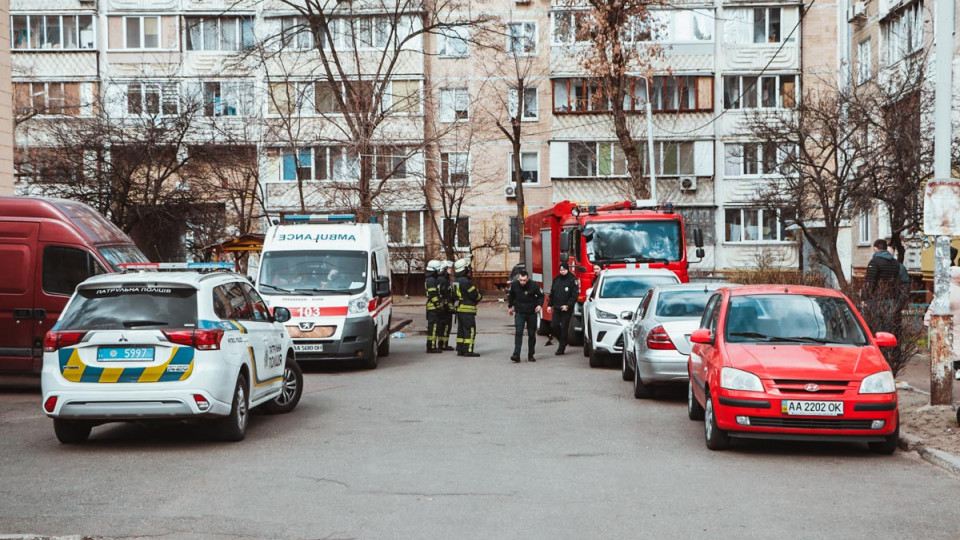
[{"left": 898, "top": 388, "right": 960, "bottom": 455}]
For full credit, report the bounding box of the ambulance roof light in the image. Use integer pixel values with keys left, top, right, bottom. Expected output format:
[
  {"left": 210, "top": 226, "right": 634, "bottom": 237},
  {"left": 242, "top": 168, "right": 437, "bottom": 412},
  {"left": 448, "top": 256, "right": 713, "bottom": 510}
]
[{"left": 283, "top": 214, "right": 356, "bottom": 224}]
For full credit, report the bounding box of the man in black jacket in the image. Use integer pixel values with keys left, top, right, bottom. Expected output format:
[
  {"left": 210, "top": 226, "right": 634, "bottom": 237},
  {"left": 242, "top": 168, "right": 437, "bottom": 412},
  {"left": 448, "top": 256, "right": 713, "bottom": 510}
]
[
  {"left": 508, "top": 270, "right": 543, "bottom": 362},
  {"left": 865, "top": 238, "right": 907, "bottom": 333},
  {"left": 549, "top": 263, "right": 579, "bottom": 355}
]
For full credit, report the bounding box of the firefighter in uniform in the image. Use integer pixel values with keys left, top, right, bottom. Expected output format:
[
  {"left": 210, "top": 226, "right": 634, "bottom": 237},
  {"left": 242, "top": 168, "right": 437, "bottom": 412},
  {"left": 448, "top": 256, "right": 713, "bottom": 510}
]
[
  {"left": 424, "top": 260, "right": 444, "bottom": 353},
  {"left": 437, "top": 260, "right": 456, "bottom": 351},
  {"left": 454, "top": 257, "right": 481, "bottom": 357}
]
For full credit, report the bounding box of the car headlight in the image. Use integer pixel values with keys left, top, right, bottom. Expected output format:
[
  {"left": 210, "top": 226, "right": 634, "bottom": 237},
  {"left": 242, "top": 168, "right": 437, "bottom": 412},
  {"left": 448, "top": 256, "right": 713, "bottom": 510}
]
[
  {"left": 596, "top": 309, "right": 618, "bottom": 320},
  {"left": 859, "top": 371, "right": 895, "bottom": 394},
  {"left": 348, "top": 294, "right": 370, "bottom": 315},
  {"left": 720, "top": 367, "right": 764, "bottom": 392}
]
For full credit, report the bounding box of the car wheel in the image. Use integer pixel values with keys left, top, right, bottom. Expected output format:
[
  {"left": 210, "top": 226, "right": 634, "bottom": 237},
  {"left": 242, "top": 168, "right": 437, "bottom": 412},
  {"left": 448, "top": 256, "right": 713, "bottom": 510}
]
[
  {"left": 216, "top": 374, "right": 249, "bottom": 442},
  {"left": 633, "top": 363, "right": 653, "bottom": 399},
  {"left": 53, "top": 419, "right": 92, "bottom": 444},
  {"left": 582, "top": 333, "right": 590, "bottom": 358},
  {"left": 868, "top": 420, "right": 899, "bottom": 455},
  {"left": 264, "top": 357, "right": 303, "bottom": 414},
  {"left": 621, "top": 349, "right": 634, "bottom": 381},
  {"left": 362, "top": 337, "right": 379, "bottom": 370},
  {"left": 704, "top": 390, "right": 730, "bottom": 450},
  {"left": 377, "top": 332, "right": 391, "bottom": 357},
  {"left": 687, "top": 379, "right": 705, "bottom": 420},
  {"left": 567, "top": 313, "right": 583, "bottom": 346},
  {"left": 588, "top": 342, "right": 603, "bottom": 368}
]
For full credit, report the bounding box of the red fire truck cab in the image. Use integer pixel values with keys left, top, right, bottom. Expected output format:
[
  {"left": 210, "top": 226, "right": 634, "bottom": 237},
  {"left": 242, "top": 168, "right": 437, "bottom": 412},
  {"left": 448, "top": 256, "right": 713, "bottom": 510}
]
[{"left": 524, "top": 199, "right": 704, "bottom": 345}]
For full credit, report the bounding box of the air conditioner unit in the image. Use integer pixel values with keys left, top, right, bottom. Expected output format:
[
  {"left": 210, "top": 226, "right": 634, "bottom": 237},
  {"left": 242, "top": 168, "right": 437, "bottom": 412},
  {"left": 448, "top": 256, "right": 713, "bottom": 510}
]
[
  {"left": 515, "top": 0, "right": 532, "bottom": 4},
  {"left": 504, "top": 185, "right": 517, "bottom": 198},
  {"left": 679, "top": 176, "right": 697, "bottom": 192},
  {"left": 849, "top": 1, "right": 866, "bottom": 22}
]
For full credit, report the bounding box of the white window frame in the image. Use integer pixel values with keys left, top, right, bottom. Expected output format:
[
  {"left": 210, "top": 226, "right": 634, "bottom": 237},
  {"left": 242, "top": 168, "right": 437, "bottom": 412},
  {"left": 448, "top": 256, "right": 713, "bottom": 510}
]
[
  {"left": 443, "top": 216, "right": 471, "bottom": 250},
  {"left": 199, "top": 80, "right": 254, "bottom": 117},
  {"left": 18, "top": 81, "right": 76, "bottom": 115},
  {"left": 858, "top": 212, "right": 872, "bottom": 246},
  {"left": 883, "top": 2, "right": 923, "bottom": 66},
  {"left": 277, "top": 15, "right": 316, "bottom": 50},
  {"left": 508, "top": 86, "right": 538, "bottom": 121},
  {"left": 566, "top": 141, "right": 629, "bottom": 177},
  {"left": 752, "top": 7, "right": 782, "bottom": 44},
  {"left": 438, "top": 26, "right": 468, "bottom": 57},
  {"left": 11, "top": 14, "right": 96, "bottom": 50},
  {"left": 509, "top": 151, "right": 540, "bottom": 185},
  {"left": 723, "top": 74, "right": 796, "bottom": 110},
  {"left": 125, "top": 81, "right": 179, "bottom": 116},
  {"left": 185, "top": 16, "right": 254, "bottom": 52},
  {"left": 439, "top": 87, "right": 469, "bottom": 122},
  {"left": 724, "top": 142, "right": 792, "bottom": 178},
  {"left": 646, "top": 141, "right": 695, "bottom": 177},
  {"left": 857, "top": 39, "right": 872, "bottom": 85},
  {"left": 267, "top": 81, "right": 315, "bottom": 116},
  {"left": 382, "top": 210, "right": 425, "bottom": 246},
  {"left": 123, "top": 16, "right": 162, "bottom": 50},
  {"left": 373, "top": 146, "right": 411, "bottom": 180},
  {"left": 507, "top": 21, "right": 537, "bottom": 56},
  {"left": 440, "top": 151, "right": 470, "bottom": 186},
  {"left": 551, "top": 11, "right": 593, "bottom": 45},
  {"left": 724, "top": 208, "right": 793, "bottom": 243},
  {"left": 279, "top": 146, "right": 355, "bottom": 182},
  {"left": 383, "top": 80, "right": 422, "bottom": 115}
]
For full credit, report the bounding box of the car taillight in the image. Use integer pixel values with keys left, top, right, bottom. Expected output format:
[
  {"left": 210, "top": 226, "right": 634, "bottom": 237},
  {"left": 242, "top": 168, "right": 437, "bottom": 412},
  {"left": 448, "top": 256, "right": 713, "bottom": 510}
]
[
  {"left": 43, "top": 331, "right": 88, "bottom": 352},
  {"left": 162, "top": 329, "right": 223, "bottom": 350},
  {"left": 646, "top": 326, "right": 676, "bottom": 350},
  {"left": 43, "top": 396, "right": 58, "bottom": 413}
]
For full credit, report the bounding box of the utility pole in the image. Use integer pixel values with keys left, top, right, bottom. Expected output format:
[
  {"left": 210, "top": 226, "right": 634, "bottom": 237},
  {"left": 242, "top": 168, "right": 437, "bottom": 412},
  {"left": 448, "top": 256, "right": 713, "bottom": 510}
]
[{"left": 925, "top": 0, "right": 957, "bottom": 405}]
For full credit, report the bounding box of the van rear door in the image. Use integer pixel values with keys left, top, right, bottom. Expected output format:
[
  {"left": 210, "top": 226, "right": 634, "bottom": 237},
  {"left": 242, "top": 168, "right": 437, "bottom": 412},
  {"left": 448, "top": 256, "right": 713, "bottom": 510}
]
[{"left": 0, "top": 221, "right": 40, "bottom": 373}]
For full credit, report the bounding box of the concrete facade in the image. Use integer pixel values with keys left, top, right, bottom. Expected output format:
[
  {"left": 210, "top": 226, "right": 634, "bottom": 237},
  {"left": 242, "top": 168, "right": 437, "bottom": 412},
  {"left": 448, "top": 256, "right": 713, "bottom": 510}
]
[{"left": 0, "top": 0, "right": 13, "bottom": 195}]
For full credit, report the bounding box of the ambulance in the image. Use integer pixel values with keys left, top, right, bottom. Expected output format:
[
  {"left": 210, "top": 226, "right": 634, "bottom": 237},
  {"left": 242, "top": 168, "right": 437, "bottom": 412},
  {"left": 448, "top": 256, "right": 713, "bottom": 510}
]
[{"left": 255, "top": 214, "right": 392, "bottom": 369}]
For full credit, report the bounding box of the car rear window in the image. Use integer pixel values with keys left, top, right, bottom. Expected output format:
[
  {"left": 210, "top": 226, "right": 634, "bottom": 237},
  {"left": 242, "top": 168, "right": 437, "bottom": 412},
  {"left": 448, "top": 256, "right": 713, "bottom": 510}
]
[
  {"left": 599, "top": 275, "right": 680, "bottom": 299},
  {"left": 58, "top": 286, "right": 198, "bottom": 330},
  {"left": 656, "top": 290, "right": 712, "bottom": 318}
]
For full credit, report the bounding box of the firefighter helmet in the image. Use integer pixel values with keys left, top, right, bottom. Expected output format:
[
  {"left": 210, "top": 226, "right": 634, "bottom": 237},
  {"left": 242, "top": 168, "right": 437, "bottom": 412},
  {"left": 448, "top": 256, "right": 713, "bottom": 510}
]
[
  {"left": 454, "top": 258, "right": 471, "bottom": 273},
  {"left": 426, "top": 260, "right": 441, "bottom": 273},
  {"left": 439, "top": 260, "right": 453, "bottom": 271}
]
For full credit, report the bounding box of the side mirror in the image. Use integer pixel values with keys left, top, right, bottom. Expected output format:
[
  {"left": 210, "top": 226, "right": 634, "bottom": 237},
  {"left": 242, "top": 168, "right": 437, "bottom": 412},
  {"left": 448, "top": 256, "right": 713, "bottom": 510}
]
[
  {"left": 576, "top": 265, "right": 587, "bottom": 273},
  {"left": 585, "top": 287, "right": 593, "bottom": 299},
  {"left": 694, "top": 228, "right": 704, "bottom": 248},
  {"left": 559, "top": 252, "right": 569, "bottom": 264},
  {"left": 696, "top": 248, "right": 705, "bottom": 259},
  {"left": 620, "top": 311, "right": 634, "bottom": 320},
  {"left": 560, "top": 230, "right": 570, "bottom": 251},
  {"left": 273, "top": 306, "right": 291, "bottom": 324},
  {"left": 874, "top": 332, "right": 898, "bottom": 348},
  {"left": 374, "top": 276, "right": 391, "bottom": 298},
  {"left": 582, "top": 227, "right": 595, "bottom": 242},
  {"left": 690, "top": 328, "right": 713, "bottom": 344}
]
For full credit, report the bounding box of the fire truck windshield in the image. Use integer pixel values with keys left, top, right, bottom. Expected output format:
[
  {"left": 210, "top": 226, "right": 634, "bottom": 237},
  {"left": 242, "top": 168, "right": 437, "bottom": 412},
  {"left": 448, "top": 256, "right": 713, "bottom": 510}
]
[{"left": 585, "top": 221, "right": 682, "bottom": 263}]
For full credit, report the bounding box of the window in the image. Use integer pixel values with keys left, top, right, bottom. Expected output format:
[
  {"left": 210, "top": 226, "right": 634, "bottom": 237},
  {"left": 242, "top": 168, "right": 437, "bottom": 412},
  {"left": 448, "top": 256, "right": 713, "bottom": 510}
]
[
  {"left": 126, "top": 82, "right": 179, "bottom": 115},
  {"left": 42, "top": 246, "right": 105, "bottom": 296},
  {"left": 200, "top": 81, "right": 253, "bottom": 116},
  {"left": 279, "top": 147, "right": 355, "bottom": 182},
  {"left": 344, "top": 16, "right": 395, "bottom": 49},
  {"left": 857, "top": 39, "right": 872, "bottom": 85},
  {"left": 724, "top": 208, "right": 796, "bottom": 242},
  {"left": 438, "top": 26, "right": 468, "bottom": 57},
  {"left": 508, "top": 86, "right": 538, "bottom": 121},
  {"left": 509, "top": 216, "right": 521, "bottom": 249},
  {"left": 509, "top": 152, "right": 539, "bottom": 184},
  {"left": 11, "top": 14, "right": 95, "bottom": 50},
  {"left": 642, "top": 141, "right": 694, "bottom": 176},
  {"left": 278, "top": 16, "right": 316, "bottom": 50},
  {"left": 374, "top": 146, "right": 409, "bottom": 179},
  {"left": 185, "top": 17, "right": 254, "bottom": 51},
  {"left": 15, "top": 147, "right": 84, "bottom": 184},
  {"left": 14, "top": 82, "right": 82, "bottom": 116},
  {"left": 724, "top": 142, "right": 792, "bottom": 177},
  {"left": 552, "top": 11, "right": 594, "bottom": 45},
  {"left": 567, "top": 142, "right": 627, "bottom": 177},
  {"left": 441, "top": 152, "right": 469, "bottom": 185},
  {"left": 443, "top": 217, "right": 470, "bottom": 249},
  {"left": 552, "top": 76, "right": 712, "bottom": 113},
  {"left": 884, "top": 2, "right": 923, "bottom": 65},
  {"left": 507, "top": 21, "right": 536, "bottom": 55},
  {"left": 217, "top": 282, "right": 253, "bottom": 320},
  {"left": 385, "top": 80, "right": 421, "bottom": 114},
  {"left": 280, "top": 149, "right": 312, "bottom": 181},
  {"left": 268, "top": 82, "right": 313, "bottom": 115},
  {"left": 124, "top": 16, "right": 161, "bottom": 49},
  {"left": 753, "top": 7, "right": 781, "bottom": 43},
  {"left": 859, "top": 212, "right": 872, "bottom": 246},
  {"left": 377, "top": 211, "right": 424, "bottom": 245},
  {"left": 241, "top": 283, "right": 271, "bottom": 322},
  {"left": 723, "top": 75, "right": 795, "bottom": 109},
  {"left": 439, "top": 88, "right": 469, "bottom": 122}
]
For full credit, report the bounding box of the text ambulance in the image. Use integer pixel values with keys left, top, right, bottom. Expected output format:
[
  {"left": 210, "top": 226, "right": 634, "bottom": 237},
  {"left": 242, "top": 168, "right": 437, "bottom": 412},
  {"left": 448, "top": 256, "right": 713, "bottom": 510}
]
[{"left": 255, "top": 215, "right": 392, "bottom": 369}]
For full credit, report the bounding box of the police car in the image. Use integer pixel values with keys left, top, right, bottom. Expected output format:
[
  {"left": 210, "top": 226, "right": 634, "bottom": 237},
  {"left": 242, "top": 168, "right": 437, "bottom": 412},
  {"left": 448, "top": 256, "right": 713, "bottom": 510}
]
[{"left": 40, "top": 263, "right": 302, "bottom": 443}]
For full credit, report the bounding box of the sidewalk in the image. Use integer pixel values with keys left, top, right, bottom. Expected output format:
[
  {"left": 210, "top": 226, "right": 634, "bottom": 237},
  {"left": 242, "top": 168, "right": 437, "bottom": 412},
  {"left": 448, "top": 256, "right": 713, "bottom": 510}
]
[{"left": 895, "top": 353, "right": 960, "bottom": 476}]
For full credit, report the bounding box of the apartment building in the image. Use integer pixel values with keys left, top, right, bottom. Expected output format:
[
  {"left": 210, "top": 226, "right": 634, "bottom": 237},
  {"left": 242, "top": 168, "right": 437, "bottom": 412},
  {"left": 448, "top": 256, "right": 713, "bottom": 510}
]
[
  {"left": 0, "top": 0, "right": 12, "bottom": 195},
  {"left": 9, "top": 0, "right": 841, "bottom": 276}
]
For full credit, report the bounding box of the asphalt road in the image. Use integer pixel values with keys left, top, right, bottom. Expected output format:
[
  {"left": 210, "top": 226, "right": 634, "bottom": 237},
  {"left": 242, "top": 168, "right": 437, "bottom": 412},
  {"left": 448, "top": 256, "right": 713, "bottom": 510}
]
[{"left": 3, "top": 302, "right": 960, "bottom": 539}]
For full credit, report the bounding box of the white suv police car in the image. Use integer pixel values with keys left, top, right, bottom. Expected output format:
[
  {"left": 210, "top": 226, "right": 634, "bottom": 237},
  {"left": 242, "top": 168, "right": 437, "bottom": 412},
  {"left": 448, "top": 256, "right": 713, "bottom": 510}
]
[{"left": 41, "top": 263, "right": 302, "bottom": 443}]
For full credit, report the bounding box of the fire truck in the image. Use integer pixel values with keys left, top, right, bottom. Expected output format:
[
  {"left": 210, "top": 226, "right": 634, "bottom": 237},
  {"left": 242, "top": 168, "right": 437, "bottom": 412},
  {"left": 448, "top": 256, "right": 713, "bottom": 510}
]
[{"left": 524, "top": 199, "right": 704, "bottom": 345}]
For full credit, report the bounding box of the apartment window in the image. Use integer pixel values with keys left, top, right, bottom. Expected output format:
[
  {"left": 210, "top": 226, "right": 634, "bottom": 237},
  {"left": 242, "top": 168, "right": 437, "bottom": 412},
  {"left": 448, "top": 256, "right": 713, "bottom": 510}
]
[
  {"left": 438, "top": 26, "right": 468, "bottom": 57},
  {"left": 884, "top": 2, "right": 923, "bottom": 65},
  {"left": 201, "top": 81, "right": 253, "bottom": 117},
  {"left": 552, "top": 11, "right": 594, "bottom": 45},
  {"left": 724, "top": 208, "right": 796, "bottom": 242},
  {"left": 753, "top": 7, "right": 781, "bottom": 43},
  {"left": 439, "top": 88, "right": 469, "bottom": 122},
  {"left": 278, "top": 16, "right": 316, "bottom": 50},
  {"left": 378, "top": 211, "right": 424, "bottom": 245},
  {"left": 15, "top": 147, "right": 84, "bottom": 184},
  {"left": 642, "top": 141, "right": 694, "bottom": 177},
  {"left": 723, "top": 75, "right": 795, "bottom": 109},
  {"left": 509, "top": 152, "right": 539, "bottom": 184},
  {"left": 508, "top": 86, "right": 538, "bottom": 121},
  {"left": 621, "top": 9, "right": 712, "bottom": 43},
  {"left": 124, "top": 16, "right": 161, "bottom": 49},
  {"left": 14, "top": 82, "right": 81, "bottom": 116},
  {"left": 857, "top": 39, "right": 872, "bottom": 85},
  {"left": 268, "top": 82, "right": 314, "bottom": 115},
  {"left": 507, "top": 22, "right": 536, "bottom": 55},
  {"left": 11, "top": 14, "right": 95, "bottom": 50},
  {"left": 279, "top": 147, "right": 356, "bottom": 182},
  {"left": 440, "top": 152, "right": 469, "bottom": 185},
  {"left": 567, "top": 142, "right": 627, "bottom": 177},
  {"left": 443, "top": 217, "right": 470, "bottom": 249},
  {"left": 676, "top": 207, "right": 717, "bottom": 245},
  {"left": 724, "top": 142, "right": 792, "bottom": 177},
  {"left": 509, "top": 216, "right": 521, "bottom": 249},
  {"left": 374, "top": 146, "right": 409, "bottom": 179},
  {"left": 345, "top": 16, "right": 393, "bottom": 49},
  {"left": 186, "top": 17, "right": 254, "bottom": 51},
  {"left": 314, "top": 81, "right": 338, "bottom": 114},
  {"left": 552, "top": 76, "right": 712, "bottom": 113},
  {"left": 126, "top": 82, "right": 179, "bottom": 115},
  {"left": 385, "top": 80, "right": 421, "bottom": 114},
  {"left": 859, "top": 212, "right": 872, "bottom": 246},
  {"left": 281, "top": 149, "right": 312, "bottom": 181}
]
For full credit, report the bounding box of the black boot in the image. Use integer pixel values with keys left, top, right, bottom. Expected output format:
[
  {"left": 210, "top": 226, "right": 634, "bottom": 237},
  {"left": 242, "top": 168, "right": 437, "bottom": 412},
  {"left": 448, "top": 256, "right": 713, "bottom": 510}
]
[
  {"left": 462, "top": 352, "right": 480, "bottom": 357},
  {"left": 511, "top": 354, "right": 520, "bottom": 363},
  {"left": 528, "top": 355, "right": 536, "bottom": 362}
]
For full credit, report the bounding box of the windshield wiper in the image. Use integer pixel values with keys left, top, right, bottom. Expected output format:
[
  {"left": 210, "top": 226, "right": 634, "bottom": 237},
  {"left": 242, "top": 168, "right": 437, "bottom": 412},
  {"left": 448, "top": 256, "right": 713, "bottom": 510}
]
[
  {"left": 260, "top": 283, "right": 294, "bottom": 294},
  {"left": 123, "top": 320, "right": 169, "bottom": 327},
  {"left": 730, "top": 332, "right": 838, "bottom": 345},
  {"left": 729, "top": 331, "right": 775, "bottom": 341},
  {"left": 635, "top": 256, "right": 670, "bottom": 264},
  {"left": 294, "top": 288, "right": 353, "bottom": 295}
]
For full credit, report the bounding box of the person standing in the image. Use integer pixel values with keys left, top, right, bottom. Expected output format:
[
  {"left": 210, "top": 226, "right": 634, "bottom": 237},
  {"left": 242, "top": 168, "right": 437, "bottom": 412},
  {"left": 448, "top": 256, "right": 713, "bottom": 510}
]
[
  {"left": 866, "top": 239, "right": 905, "bottom": 333},
  {"left": 507, "top": 270, "right": 543, "bottom": 363},
  {"left": 549, "top": 263, "right": 579, "bottom": 355},
  {"left": 437, "top": 260, "right": 456, "bottom": 351},
  {"left": 454, "top": 258, "right": 481, "bottom": 357},
  {"left": 424, "top": 260, "right": 443, "bottom": 353}
]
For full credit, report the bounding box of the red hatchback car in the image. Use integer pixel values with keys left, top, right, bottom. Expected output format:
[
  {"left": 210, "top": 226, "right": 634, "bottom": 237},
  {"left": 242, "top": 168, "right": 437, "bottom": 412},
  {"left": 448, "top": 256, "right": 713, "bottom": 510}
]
[{"left": 687, "top": 285, "right": 899, "bottom": 453}]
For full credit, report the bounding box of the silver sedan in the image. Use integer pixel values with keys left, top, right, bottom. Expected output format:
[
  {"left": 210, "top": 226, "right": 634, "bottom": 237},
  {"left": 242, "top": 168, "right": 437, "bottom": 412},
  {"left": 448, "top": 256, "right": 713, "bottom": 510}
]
[{"left": 620, "top": 283, "right": 727, "bottom": 399}]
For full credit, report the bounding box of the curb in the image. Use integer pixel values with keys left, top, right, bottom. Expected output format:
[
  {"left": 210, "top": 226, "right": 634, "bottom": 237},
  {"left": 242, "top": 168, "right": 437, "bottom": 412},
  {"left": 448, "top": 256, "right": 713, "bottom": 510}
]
[{"left": 896, "top": 384, "right": 960, "bottom": 477}]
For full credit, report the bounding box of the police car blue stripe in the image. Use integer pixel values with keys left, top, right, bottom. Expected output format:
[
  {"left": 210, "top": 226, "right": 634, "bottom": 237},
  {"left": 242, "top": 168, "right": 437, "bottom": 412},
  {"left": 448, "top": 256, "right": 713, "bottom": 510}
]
[
  {"left": 116, "top": 367, "right": 146, "bottom": 383},
  {"left": 79, "top": 366, "right": 104, "bottom": 383},
  {"left": 156, "top": 348, "right": 195, "bottom": 382}
]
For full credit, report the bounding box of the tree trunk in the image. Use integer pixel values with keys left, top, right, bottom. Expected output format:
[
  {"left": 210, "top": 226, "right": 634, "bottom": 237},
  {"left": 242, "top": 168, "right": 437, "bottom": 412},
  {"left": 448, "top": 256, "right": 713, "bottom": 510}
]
[
  {"left": 612, "top": 97, "right": 650, "bottom": 200},
  {"left": 511, "top": 122, "right": 526, "bottom": 267}
]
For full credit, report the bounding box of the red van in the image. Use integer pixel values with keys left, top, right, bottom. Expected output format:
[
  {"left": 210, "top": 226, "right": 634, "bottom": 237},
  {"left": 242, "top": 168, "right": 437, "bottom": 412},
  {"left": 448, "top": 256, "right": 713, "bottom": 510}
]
[{"left": 0, "top": 197, "right": 148, "bottom": 375}]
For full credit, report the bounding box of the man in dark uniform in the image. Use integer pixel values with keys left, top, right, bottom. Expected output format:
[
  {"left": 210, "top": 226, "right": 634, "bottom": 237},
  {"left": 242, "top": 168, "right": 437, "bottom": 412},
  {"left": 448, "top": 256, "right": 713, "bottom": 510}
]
[
  {"left": 424, "top": 260, "right": 443, "bottom": 353},
  {"left": 454, "top": 257, "right": 481, "bottom": 357},
  {"left": 437, "top": 260, "right": 456, "bottom": 351},
  {"left": 508, "top": 270, "right": 543, "bottom": 362},
  {"left": 549, "top": 263, "right": 579, "bottom": 355}
]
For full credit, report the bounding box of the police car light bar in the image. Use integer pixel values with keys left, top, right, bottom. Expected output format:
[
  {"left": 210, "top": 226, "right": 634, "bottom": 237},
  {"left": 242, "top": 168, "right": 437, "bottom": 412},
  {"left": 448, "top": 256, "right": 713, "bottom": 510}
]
[
  {"left": 283, "top": 214, "right": 356, "bottom": 224},
  {"left": 118, "top": 262, "right": 235, "bottom": 273}
]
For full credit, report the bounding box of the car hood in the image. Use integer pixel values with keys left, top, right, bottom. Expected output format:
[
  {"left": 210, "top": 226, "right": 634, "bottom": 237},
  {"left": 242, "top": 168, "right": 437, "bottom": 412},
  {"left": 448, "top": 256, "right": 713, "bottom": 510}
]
[
  {"left": 724, "top": 343, "right": 889, "bottom": 381},
  {"left": 657, "top": 319, "right": 701, "bottom": 356}
]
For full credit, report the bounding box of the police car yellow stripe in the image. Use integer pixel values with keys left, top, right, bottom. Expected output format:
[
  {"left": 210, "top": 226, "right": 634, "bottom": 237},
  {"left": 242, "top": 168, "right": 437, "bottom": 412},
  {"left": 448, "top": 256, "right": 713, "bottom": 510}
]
[{"left": 99, "top": 367, "right": 124, "bottom": 383}]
